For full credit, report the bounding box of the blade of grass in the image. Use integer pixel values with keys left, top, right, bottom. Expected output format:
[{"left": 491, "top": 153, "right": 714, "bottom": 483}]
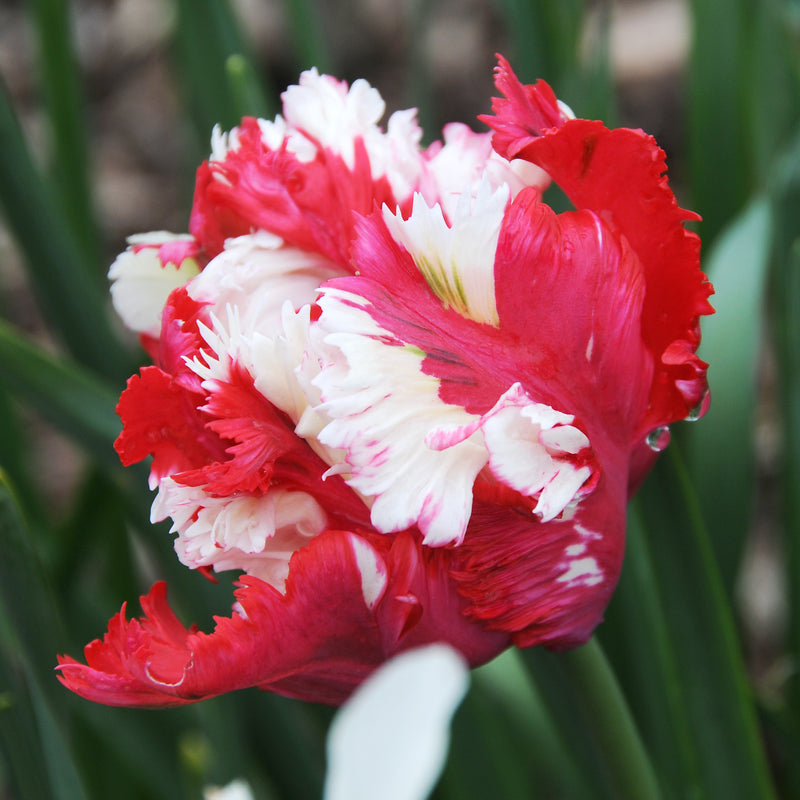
[
  {"left": 468, "top": 649, "right": 597, "bottom": 799},
  {"left": 0, "top": 80, "right": 130, "bottom": 380},
  {"left": 768, "top": 129, "right": 800, "bottom": 790},
  {"left": 26, "top": 0, "right": 100, "bottom": 273},
  {"left": 745, "top": 0, "right": 800, "bottom": 187},
  {"left": 404, "top": 0, "right": 435, "bottom": 137},
  {"left": 0, "top": 643, "right": 52, "bottom": 800},
  {"left": 496, "top": 0, "right": 585, "bottom": 86},
  {"left": 636, "top": 446, "right": 777, "bottom": 799},
  {"left": 522, "top": 638, "right": 662, "bottom": 800},
  {"left": 494, "top": 0, "right": 614, "bottom": 122},
  {"left": 687, "top": 0, "right": 754, "bottom": 244},
  {"left": 554, "top": 639, "right": 662, "bottom": 800}
]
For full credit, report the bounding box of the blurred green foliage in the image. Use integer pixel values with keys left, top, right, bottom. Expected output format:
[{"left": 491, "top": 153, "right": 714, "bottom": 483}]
[{"left": 1, "top": 0, "right": 799, "bottom": 797}]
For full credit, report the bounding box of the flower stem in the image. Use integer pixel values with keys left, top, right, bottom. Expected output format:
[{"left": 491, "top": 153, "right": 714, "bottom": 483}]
[{"left": 557, "top": 637, "right": 662, "bottom": 800}]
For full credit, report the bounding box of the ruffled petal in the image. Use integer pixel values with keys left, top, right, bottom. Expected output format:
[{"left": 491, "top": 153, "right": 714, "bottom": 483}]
[
  {"left": 483, "top": 55, "right": 713, "bottom": 436},
  {"left": 189, "top": 117, "right": 410, "bottom": 267},
  {"left": 108, "top": 234, "right": 201, "bottom": 337},
  {"left": 450, "top": 454, "right": 628, "bottom": 649},
  {"left": 57, "top": 531, "right": 508, "bottom": 707}
]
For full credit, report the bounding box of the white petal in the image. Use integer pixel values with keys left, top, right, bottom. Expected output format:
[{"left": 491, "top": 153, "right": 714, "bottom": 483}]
[
  {"left": 187, "top": 231, "right": 340, "bottom": 340},
  {"left": 154, "top": 479, "right": 327, "bottom": 592},
  {"left": 108, "top": 235, "right": 200, "bottom": 336},
  {"left": 281, "top": 69, "right": 385, "bottom": 169},
  {"left": 203, "top": 780, "right": 255, "bottom": 800},
  {"left": 428, "top": 383, "right": 596, "bottom": 523},
  {"left": 423, "top": 123, "right": 550, "bottom": 218},
  {"left": 479, "top": 384, "right": 595, "bottom": 522},
  {"left": 324, "top": 645, "right": 469, "bottom": 800},
  {"left": 312, "top": 291, "right": 487, "bottom": 545},
  {"left": 383, "top": 178, "right": 507, "bottom": 326},
  {"left": 349, "top": 534, "right": 388, "bottom": 610}
]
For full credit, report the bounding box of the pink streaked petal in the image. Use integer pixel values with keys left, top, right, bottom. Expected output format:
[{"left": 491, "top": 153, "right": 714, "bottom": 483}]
[
  {"left": 189, "top": 118, "right": 408, "bottom": 267},
  {"left": 450, "top": 458, "right": 628, "bottom": 649},
  {"left": 428, "top": 382, "right": 596, "bottom": 523},
  {"left": 157, "top": 481, "right": 328, "bottom": 591},
  {"left": 478, "top": 54, "right": 568, "bottom": 162},
  {"left": 482, "top": 56, "right": 712, "bottom": 433},
  {"left": 312, "top": 293, "right": 487, "bottom": 546}
]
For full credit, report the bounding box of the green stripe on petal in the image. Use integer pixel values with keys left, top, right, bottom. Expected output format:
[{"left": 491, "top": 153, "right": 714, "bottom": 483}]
[{"left": 383, "top": 180, "right": 509, "bottom": 326}]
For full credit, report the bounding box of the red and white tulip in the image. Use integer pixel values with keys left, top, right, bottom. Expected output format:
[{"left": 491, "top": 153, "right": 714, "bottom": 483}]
[{"left": 57, "top": 56, "right": 712, "bottom": 706}]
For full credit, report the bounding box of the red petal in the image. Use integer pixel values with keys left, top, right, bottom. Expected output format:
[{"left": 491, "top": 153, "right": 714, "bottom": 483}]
[
  {"left": 114, "top": 366, "right": 225, "bottom": 479},
  {"left": 451, "top": 455, "right": 628, "bottom": 649},
  {"left": 189, "top": 118, "right": 405, "bottom": 267},
  {"left": 478, "top": 54, "right": 565, "bottom": 160},
  {"left": 482, "top": 58, "right": 712, "bottom": 431},
  {"left": 56, "top": 531, "right": 508, "bottom": 707}
]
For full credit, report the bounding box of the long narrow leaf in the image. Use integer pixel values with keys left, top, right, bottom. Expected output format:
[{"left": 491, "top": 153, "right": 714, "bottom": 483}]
[
  {"left": 0, "top": 80, "right": 130, "bottom": 380},
  {"left": 689, "top": 197, "right": 773, "bottom": 595},
  {"left": 26, "top": 0, "right": 99, "bottom": 273},
  {"left": 768, "top": 129, "right": 800, "bottom": 790},
  {"left": 637, "top": 447, "right": 777, "bottom": 799},
  {"left": 468, "top": 649, "right": 597, "bottom": 799},
  {"left": 601, "top": 505, "right": 703, "bottom": 799},
  {"left": 282, "top": 0, "right": 333, "bottom": 72},
  {"left": 171, "top": 0, "right": 274, "bottom": 152},
  {"left": 0, "top": 473, "right": 89, "bottom": 800},
  {"left": 0, "top": 319, "right": 121, "bottom": 467},
  {"left": 688, "top": 0, "right": 754, "bottom": 244}
]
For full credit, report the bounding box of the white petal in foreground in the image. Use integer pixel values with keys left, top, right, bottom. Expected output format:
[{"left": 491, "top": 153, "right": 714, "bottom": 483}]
[
  {"left": 203, "top": 779, "right": 255, "bottom": 800},
  {"left": 324, "top": 645, "right": 469, "bottom": 800}
]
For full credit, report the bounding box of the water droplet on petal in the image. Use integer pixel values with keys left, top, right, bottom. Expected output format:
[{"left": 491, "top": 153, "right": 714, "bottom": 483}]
[
  {"left": 685, "top": 391, "right": 710, "bottom": 422},
  {"left": 646, "top": 426, "right": 671, "bottom": 452}
]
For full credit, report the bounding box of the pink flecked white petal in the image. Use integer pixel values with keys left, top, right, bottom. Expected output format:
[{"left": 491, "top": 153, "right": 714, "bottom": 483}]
[
  {"left": 108, "top": 234, "right": 201, "bottom": 336},
  {"left": 311, "top": 291, "right": 488, "bottom": 545},
  {"left": 382, "top": 179, "right": 507, "bottom": 326}
]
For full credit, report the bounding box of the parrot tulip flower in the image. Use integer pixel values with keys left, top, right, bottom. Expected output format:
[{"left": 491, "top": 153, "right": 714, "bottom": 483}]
[{"left": 57, "top": 56, "right": 713, "bottom": 707}]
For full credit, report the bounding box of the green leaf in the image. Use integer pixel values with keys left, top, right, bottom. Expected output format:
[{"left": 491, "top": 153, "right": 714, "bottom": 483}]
[
  {"left": 688, "top": 0, "right": 754, "bottom": 244},
  {"left": 282, "top": 0, "right": 333, "bottom": 72},
  {"left": 601, "top": 506, "right": 704, "bottom": 799},
  {"left": 494, "top": 0, "right": 614, "bottom": 123},
  {"left": 0, "top": 79, "right": 131, "bottom": 380},
  {"left": 171, "top": 0, "right": 275, "bottom": 154},
  {"left": 467, "top": 649, "right": 597, "bottom": 799},
  {"left": 768, "top": 128, "right": 800, "bottom": 781},
  {"left": 689, "top": 197, "right": 773, "bottom": 595},
  {"left": 0, "top": 647, "right": 52, "bottom": 800},
  {"left": 0, "top": 473, "right": 89, "bottom": 800},
  {"left": 636, "top": 447, "right": 777, "bottom": 799},
  {"left": 0, "top": 319, "right": 121, "bottom": 467},
  {"left": 26, "top": 0, "right": 100, "bottom": 272}
]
